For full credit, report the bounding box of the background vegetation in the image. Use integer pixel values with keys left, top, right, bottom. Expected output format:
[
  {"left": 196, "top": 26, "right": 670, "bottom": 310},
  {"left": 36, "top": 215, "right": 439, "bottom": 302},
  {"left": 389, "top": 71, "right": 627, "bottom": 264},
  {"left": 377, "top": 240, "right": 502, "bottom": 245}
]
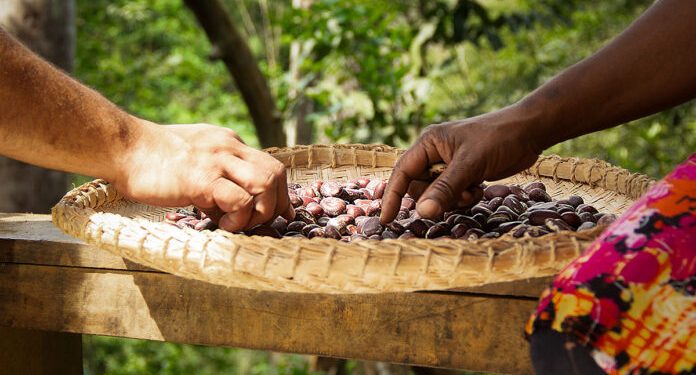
[{"left": 74, "top": 0, "right": 694, "bottom": 373}]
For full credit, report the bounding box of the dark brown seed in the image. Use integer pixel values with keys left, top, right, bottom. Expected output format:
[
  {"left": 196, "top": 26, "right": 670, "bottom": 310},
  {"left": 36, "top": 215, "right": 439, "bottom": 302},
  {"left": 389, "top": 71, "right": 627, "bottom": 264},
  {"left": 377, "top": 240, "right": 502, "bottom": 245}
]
[
  {"left": 459, "top": 216, "right": 482, "bottom": 229},
  {"left": 512, "top": 225, "right": 530, "bottom": 238},
  {"left": 528, "top": 188, "right": 552, "bottom": 202},
  {"left": 359, "top": 188, "right": 373, "bottom": 200},
  {"left": 495, "top": 205, "right": 519, "bottom": 220},
  {"left": 529, "top": 202, "right": 558, "bottom": 212},
  {"left": 324, "top": 225, "right": 342, "bottom": 240},
  {"left": 481, "top": 232, "right": 500, "bottom": 239},
  {"left": 398, "top": 232, "right": 417, "bottom": 240},
  {"left": 484, "top": 184, "right": 511, "bottom": 200},
  {"left": 246, "top": 224, "right": 282, "bottom": 239},
  {"left": 425, "top": 224, "right": 449, "bottom": 239},
  {"left": 295, "top": 208, "right": 317, "bottom": 224},
  {"left": 576, "top": 204, "right": 599, "bottom": 215},
  {"left": 471, "top": 204, "right": 493, "bottom": 217},
  {"left": 288, "top": 183, "right": 302, "bottom": 190},
  {"left": 597, "top": 213, "right": 618, "bottom": 226},
  {"left": 317, "top": 216, "right": 331, "bottom": 226},
  {"left": 361, "top": 217, "right": 383, "bottom": 236},
  {"left": 270, "top": 217, "right": 288, "bottom": 234},
  {"left": 344, "top": 181, "right": 360, "bottom": 190},
  {"left": 422, "top": 219, "right": 438, "bottom": 228},
  {"left": 487, "top": 212, "right": 512, "bottom": 228},
  {"left": 560, "top": 212, "right": 582, "bottom": 228},
  {"left": 346, "top": 205, "right": 366, "bottom": 219},
  {"left": 528, "top": 210, "right": 561, "bottom": 226},
  {"left": 176, "top": 208, "right": 196, "bottom": 216},
  {"left": 488, "top": 197, "right": 504, "bottom": 211},
  {"left": 579, "top": 212, "right": 595, "bottom": 223},
  {"left": 445, "top": 214, "right": 461, "bottom": 228},
  {"left": 545, "top": 218, "right": 573, "bottom": 232},
  {"left": 320, "top": 197, "right": 347, "bottom": 217},
  {"left": 503, "top": 196, "right": 526, "bottom": 215},
  {"left": 568, "top": 195, "right": 584, "bottom": 208},
  {"left": 319, "top": 182, "right": 342, "bottom": 197},
  {"left": 526, "top": 226, "right": 550, "bottom": 237},
  {"left": 385, "top": 221, "right": 405, "bottom": 235},
  {"left": 577, "top": 222, "right": 597, "bottom": 231},
  {"left": 464, "top": 228, "right": 485, "bottom": 239},
  {"left": 451, "top": 223, "right": 470, "bottom": 238},
  {"left": 284, "top": 231, "right": 302, "bottom": 237},
  {"left": 557, "top": 204, "right": 576, "bottom": 214},
  {"left": 306, "top": 202, "right": 324, "bottom": 216},
  {"left": 472, "top": 213, "right": 487, "bottom": 226},
  {"left": 341, "top": 188, "right": 365, "bottom": 202},
  {"left": 409, "top": 210, "right": 422, "bottom": 219},
  {"left": 302, "top": 224, "right": 321, "bottom": 237},
  {"left": 407, "top": 219, "right": 429, "bottom": 238},
  {"left": 382, "top": 230, "right": 398, "bottom": 239},
  {"left": 509, "top": 185, "right": 529, "bottom": 201},
  {"left": 287, "top": 221, "right": 306, "bottom": 232},
  {"left": 307, "top": 227, "right": 325, "bottom": 239},
  {"left": 524, "top": 182, "right": 546, "bottom": 192},
  {"left": 289, "top": 194, "right": 303, "bottom": 208},
  {"left": 368, "top": 234, "right": 382, "bottom": 240},
  {"left": 498, "top": 221, "right": 523, "bottom": 234},
  {"left": 400, "top": 197, "right": 416, "bottom": 211}
]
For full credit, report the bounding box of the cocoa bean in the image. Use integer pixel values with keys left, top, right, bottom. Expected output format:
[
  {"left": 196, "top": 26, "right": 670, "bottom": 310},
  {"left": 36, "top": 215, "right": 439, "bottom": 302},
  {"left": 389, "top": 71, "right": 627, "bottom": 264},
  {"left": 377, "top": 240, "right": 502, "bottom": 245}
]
[
  {"left": 528, "top": 210, "right": 561, "bottom": 226},
  {"left": 484, "top": 184, "right": 511, "bottom": 200},
  {"left": 320, "top": 197, "right": 347, "bottom": 217}
]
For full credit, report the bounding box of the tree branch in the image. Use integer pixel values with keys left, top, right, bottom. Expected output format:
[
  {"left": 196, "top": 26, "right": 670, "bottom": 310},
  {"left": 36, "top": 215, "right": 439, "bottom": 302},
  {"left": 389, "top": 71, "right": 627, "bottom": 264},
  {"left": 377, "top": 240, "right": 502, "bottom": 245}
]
[{"left": 184, "top": 0, "right": 286, "bottom": 148}]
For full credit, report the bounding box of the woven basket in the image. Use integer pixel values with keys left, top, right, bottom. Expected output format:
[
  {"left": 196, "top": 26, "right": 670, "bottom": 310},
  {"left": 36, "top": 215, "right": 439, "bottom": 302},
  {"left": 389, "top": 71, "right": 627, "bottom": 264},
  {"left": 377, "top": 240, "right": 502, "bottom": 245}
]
[{"left": 52, "top": 144, "right": 654, "bottom": 294}]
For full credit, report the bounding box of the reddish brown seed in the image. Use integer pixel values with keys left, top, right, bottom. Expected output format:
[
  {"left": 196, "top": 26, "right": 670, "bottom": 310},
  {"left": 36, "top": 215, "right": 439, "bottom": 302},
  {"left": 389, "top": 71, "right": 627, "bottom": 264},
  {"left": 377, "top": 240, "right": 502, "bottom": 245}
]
[
  {"left": 301, "top": 196, "right": 317, "bottom": 206},
  {"left": 324, "top": 225, "right": 342, "bottom": 240},
  {"left": 359, "top": 188, "right": 373, "bottom": 200},
  {"left": 176, "top": 217, "right": 197, "bottom": 229},
  {"left": 509, "top": 185, "right": 529, "bottom": 201},
  {"left": 381, "top": 230, "right": 398, "bottom": 239},
  {"left": 512, "top": 225, "right": 530, "bottom": 238},
  {"left": 346, "top": 224, "right": 359, "bottom": 235},
  {"left": 372, "top": 180, "right": 387, "bottom": 199},
  {"left": 483, "top": 184, "right": 511, "bottom": 200},
  {"left": 398, "top": 232, "right": 417, "bottom": 240},
  {"left": 464, "top": 228, "right": 485, "bottom": 239},
  {"left": 320, "top": 197, "right": 347, "bottom": 217},
  {"left": 346, "top": 205, "right": 366, "bottom": 219},
  {"left": 301, "top": 224, "right": 321, "bottom": 237},
  {"left": 395, "top": 209, "right": 410, "bottom": 221},
  {"left": 579, "top": 212, "right": 595, "bottom": 223},
  {"left": 327, "top": 215, "right": 354, "bottom": 232},
  {"left": 341, "top": 188, "right": 365, "bottom": 202},
  {"left": 471, "top": 204, "right": 493, "bottom": 217},
  {"left": 354, "top": 199, "right": 372, "bottom": 212},
  {"left": 351, "top": 233, "right": 368, "bottom": 241},
  {"left": 577, "top": 222, "right": 597, "bottom": 231},
  {"left": 297, "top": 187, "right": 317, "bottom": 198},
  {"left": 289, "top": 194, "right": 303, "bottom": 208},
  {"left": 194, "top": 218, "right": 216, "bottom": 231},
  {"left": 344, "top": 182, "right": 360, "bottom": 190},
  {"left": 317, "top": 216, "right": 331, "bottom": 226},
  {"left": 451, "top": 223, "right": 469, "bottom": 238},
  {"left": 165, "top": 212, "right": 187, "bottom": 222},
  {"left": 576, "top": 204, "right": 599, "bottom": 215},
  {"left": 568, "top": 195, "right": 584, "bottom": 208},
  {"left": 306, "top": 202, "right": 324, "bottom": 217},
  {"left": 385, "top": 221, "right": 405, "bottom": 235},
  {"left": 407, "top": 219, "right": 429, "bottom": 238},
  {"left": 560, "top": 212, "right": 582, "bottom": 228},
  {"left": 498, "top": 221, "right": 522, "bottom": 234},
  {"left": 320, "top": 181, "right": 342, "bottom": 198},
  {"left": 311, "top": 180, "right": 323, "bottom": 191},
  {"left": 356, "top": 177, "right": 371, "bottom": 188},
  {"left": 400, "top": 197, "right": 416, "bottom": 211},
  {"left": 545, "top": 218, "right": 573, "bottom": 232},
  {"left": 503, "top": 196, "right": 526, "bottom": 215},
  {"left": 355, "top": 216, "right": 370, "bottom": 228},
  {"left": 365, "top": 199, "right": 382, "bottom": 216},
  {"left": 487, "top": 197, "right": 504, "bottom": 211}
]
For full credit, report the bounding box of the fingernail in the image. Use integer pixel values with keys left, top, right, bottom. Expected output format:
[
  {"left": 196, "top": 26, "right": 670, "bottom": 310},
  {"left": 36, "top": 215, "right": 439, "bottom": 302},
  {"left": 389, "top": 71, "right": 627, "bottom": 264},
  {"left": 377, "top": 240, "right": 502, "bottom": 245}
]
[{"left": 417, "top": 198, "right": 441, "bottom": 219}]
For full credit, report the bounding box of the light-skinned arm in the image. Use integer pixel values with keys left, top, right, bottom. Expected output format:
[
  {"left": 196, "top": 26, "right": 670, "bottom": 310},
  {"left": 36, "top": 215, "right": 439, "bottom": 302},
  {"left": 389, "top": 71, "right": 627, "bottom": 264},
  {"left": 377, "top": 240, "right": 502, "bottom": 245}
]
[{"left": 0, "top": 28, "right": 293, "bottom": 231}]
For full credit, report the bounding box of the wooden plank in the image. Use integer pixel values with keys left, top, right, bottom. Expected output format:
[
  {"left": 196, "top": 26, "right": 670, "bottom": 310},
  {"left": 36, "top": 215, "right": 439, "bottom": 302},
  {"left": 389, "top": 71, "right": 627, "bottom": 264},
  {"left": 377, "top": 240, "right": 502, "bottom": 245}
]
[
  {"left": 0, "top": 263, "right": 536, "bottom": 374},
  {"left": 0, "top": 326, "right": 82, "bottom": 375},
  {"left": 0, "top": 213, "right": 550, "bottom": 298}
]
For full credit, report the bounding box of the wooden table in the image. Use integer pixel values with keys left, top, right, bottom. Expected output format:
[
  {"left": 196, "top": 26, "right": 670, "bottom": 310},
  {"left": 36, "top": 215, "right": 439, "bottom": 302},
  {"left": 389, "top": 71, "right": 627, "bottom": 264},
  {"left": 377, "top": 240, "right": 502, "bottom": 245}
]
[{"left": 0, "top": 213, "right": 550, "bottom": 374}]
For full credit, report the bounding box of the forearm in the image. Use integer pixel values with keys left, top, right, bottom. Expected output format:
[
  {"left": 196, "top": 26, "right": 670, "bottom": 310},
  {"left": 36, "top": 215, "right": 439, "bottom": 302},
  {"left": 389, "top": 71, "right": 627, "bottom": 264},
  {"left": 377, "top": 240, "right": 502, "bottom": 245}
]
[
  {"left": 517, "top": 0, "right": 696, "bottom": 149},
  {"left": 0, "top": 28, "right": 158, "bottom": 182}
]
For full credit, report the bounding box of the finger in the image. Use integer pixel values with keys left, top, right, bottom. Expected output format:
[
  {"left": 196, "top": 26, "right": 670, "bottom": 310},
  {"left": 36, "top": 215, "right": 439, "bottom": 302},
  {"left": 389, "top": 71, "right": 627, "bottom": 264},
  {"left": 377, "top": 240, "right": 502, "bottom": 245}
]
[
  {"left": 380, "top": 144, "right": 435, "bottom": 224},
  {"left": 220, "top": 156, "right": 277, "bottom": 196},
  {"left": 275, "top": 170, "right": 295, "bottom": 221},
  {"left": 416, "top": 156, "right": 484, "bottom": 219},
  {"left": 406, "top": 180, "right": 430, "bottom": 200},
  {"left": 210, "top": 179, "right": 254, "bottom": 231},
  {"left": 456, "top": 186, "right": 484, "bottom": 208}
]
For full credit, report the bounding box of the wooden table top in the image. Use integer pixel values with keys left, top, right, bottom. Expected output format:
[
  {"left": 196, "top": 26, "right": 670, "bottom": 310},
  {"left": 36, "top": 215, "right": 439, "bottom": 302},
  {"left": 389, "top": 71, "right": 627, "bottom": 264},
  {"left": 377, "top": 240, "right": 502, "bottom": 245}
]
[{"left": 0, "top": 213, "right": 550, "bottom": 374}]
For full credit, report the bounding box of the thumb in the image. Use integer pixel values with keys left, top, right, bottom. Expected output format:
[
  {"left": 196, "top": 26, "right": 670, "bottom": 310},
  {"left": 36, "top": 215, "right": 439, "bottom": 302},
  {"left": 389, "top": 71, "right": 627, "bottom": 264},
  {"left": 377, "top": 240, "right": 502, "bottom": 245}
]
[{"left": 416, "top": 157, "right": 483, "bottom": 219}]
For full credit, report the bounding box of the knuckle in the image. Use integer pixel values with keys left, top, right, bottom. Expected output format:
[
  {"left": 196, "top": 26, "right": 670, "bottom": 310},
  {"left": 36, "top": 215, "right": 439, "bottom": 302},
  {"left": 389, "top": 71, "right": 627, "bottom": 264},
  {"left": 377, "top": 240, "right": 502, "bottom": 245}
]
[{"left": 430, "top": 179, "right": 456, "bottom": 200}]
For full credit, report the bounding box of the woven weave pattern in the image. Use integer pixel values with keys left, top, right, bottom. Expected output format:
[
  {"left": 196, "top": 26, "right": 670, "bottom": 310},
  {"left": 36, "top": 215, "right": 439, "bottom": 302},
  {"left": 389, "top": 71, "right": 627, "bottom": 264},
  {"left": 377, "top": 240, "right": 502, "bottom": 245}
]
[{"left": 51, "top": 145, "right": 653, "bottom": 294}]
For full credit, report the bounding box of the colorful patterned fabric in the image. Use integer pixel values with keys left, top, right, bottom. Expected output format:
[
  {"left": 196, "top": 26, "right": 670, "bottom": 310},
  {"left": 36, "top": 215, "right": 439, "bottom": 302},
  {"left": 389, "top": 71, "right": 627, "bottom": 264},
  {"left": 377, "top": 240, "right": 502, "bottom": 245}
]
[{"left": 526, "top": 153, "right": 696, "bottom": 375}]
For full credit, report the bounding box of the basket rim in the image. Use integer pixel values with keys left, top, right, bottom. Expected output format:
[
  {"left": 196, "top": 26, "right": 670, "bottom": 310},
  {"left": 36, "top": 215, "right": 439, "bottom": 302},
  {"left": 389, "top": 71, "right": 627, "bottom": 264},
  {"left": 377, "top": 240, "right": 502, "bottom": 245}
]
[{"left": 51, "top": 146, "right": 655, "bottom": 293}]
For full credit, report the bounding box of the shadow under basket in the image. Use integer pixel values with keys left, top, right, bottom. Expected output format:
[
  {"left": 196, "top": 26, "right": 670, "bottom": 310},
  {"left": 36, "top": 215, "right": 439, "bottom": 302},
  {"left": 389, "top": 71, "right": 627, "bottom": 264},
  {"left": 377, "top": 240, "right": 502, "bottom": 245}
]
[{"left": 52, "top": 144, "right": 654, "bottom": 294}]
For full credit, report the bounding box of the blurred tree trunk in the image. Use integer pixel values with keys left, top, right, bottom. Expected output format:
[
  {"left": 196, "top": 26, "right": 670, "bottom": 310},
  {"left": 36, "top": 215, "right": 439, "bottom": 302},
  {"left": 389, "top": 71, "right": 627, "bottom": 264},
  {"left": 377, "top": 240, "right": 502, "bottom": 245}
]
[
  {"left": 184, "top": 0, "right": 286, "bottom": 148},
  {"left": 0, "top": 0, "right": 74, "bottom": 213},
  {"left": 286, "top": 0, "right": 314, "bottom": 146}
]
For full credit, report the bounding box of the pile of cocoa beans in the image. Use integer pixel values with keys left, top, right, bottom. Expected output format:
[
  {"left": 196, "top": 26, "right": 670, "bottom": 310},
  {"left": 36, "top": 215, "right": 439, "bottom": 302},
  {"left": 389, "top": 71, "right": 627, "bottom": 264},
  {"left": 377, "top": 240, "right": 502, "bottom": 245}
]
[{"left": 165, "top": 179, "right": 617, "bottom": 242}]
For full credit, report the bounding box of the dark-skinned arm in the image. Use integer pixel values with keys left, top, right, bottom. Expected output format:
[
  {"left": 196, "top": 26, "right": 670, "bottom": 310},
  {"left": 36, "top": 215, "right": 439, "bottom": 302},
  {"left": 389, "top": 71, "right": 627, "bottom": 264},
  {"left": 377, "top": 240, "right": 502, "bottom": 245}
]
[{"left": 381, "top": 0, "right": 696, "bottom": 223}]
